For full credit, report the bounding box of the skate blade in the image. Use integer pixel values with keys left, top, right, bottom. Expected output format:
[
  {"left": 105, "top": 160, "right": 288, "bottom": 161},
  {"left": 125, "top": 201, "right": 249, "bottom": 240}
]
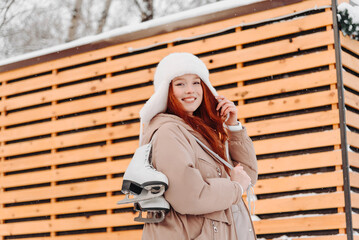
[
  {"left": 117, "top": 186, "right": 166, "bottom": 205},
  {"left": 134, "top": 210, "right": 166, "bottom": 223}
]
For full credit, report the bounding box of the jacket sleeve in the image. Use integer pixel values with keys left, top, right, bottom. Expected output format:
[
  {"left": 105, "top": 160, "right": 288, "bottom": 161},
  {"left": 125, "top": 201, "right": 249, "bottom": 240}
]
[
  {"left": 152, "top": 124, "right": 243, "bottom": 215},
  {"left": 227, "top": 127, "right": 258, "bottom": 185}
]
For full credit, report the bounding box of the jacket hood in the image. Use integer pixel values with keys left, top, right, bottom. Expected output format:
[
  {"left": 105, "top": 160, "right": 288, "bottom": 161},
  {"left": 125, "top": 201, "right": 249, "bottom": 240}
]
[{"left": 139, "top": 52, "right": 217, "bottom": 125}]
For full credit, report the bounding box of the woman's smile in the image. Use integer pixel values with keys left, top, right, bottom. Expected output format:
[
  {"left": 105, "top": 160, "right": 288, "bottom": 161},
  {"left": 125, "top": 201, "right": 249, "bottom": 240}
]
[{"left": 182, "top": 97, "right": 196, "bottom": 102}]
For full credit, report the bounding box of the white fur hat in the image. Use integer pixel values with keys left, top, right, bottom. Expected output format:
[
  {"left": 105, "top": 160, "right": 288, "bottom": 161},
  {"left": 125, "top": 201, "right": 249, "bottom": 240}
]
[{"left": 139, "top": 52, "right": 218, "bottom": 124}]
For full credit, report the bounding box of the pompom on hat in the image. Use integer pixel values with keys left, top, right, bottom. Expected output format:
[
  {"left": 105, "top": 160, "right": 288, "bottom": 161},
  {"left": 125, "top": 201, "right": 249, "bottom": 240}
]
[{"left": 140, "top": 52, "right": 218, "bottom": 124}]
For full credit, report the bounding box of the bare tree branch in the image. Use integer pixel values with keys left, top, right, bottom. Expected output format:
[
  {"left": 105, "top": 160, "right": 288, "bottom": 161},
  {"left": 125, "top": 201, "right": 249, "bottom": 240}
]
[
  {"left": 96, "top": 0, "right": 112, "bottom": 34},
  {"left": 134, "top": 0, "right": 153, "bottom": 22},
  {"left": 66, "top": 0, "right": 83, "bottom": 42},
  {"left": 0, "top": 0, "right": 16, "bottom": 29}
]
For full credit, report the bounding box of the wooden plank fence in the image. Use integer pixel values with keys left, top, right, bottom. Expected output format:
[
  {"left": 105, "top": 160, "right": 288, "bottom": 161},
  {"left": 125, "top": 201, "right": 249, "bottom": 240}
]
[{"left": 0, "top": 0, "right": 358, "bottom": 239}]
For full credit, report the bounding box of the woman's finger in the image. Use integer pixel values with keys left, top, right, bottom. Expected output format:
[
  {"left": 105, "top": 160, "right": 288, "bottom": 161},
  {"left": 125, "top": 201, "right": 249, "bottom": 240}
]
[
  {"left": 216, "top": 100, "right": 226, "bottom": 111},
  {"left": 221, "top": 102, "right": 236, "bottom": 115},
  {"left": 221, "top": 103, "right": 233, "bottom": 116}
]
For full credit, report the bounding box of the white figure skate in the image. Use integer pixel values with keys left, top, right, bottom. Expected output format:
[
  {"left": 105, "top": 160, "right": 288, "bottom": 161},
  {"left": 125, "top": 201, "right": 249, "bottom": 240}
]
[
  {"left": 117, "top": 142, "right": 168, "bottom": 205},
  {"left": 134, "top": 195, "right": 170, "bottom": 223}
]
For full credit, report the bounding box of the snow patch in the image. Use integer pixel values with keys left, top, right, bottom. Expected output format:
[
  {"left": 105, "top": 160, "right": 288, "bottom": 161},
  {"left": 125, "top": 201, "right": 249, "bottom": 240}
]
[
  {"left": 0, "top": 0, "right": 263, "bottom": 67},
  {"left": 338, "top": 2, "right": 359, "bottom": 24}
]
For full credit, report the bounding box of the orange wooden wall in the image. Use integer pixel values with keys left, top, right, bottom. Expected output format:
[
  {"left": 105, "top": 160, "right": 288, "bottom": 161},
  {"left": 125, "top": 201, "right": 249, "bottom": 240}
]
[
  {"left": 341, "top": 30, "right": 359, "bottom": 233},
  {"left": 0, "top": 0, "right": 358, "bottom": 239}
]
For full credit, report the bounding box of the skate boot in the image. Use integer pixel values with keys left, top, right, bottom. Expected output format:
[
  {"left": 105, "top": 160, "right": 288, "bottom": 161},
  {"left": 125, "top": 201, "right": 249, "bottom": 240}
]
[
  {"left": 117, "top": 142, "right": 168, "bottom": 205},
  {"left": 134, "top": 195, "right": 170, "bottom": 223}
]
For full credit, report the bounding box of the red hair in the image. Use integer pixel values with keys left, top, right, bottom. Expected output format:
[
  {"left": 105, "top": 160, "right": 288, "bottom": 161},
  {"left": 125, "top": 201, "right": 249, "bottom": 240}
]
[{"left": 166, "top": 81, "right": 230, "bottom": 174}]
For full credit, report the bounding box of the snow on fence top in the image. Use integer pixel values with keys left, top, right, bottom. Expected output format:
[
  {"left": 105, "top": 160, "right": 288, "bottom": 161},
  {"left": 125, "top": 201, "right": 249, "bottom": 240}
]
[
  {"left": 0, "top": 0, "right": 264, "bottom": 69},
  {"left": 338, "top": 2, "right": 359, "bottom": 24}
]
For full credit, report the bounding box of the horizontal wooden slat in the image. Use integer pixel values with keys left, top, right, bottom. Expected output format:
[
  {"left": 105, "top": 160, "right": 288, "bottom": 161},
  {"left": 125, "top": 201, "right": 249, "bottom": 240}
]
[
  {"left": 2, "top": 160, "right": 129, "bottom": 188},
  {"left": 201, "top": 29, "right": 334, "bottom": 70},
  {"left": 0, "top": 196, "right": 131, "bottom": 220},
  {"left": 0, "top": 0, "right": 332, "bottom": 81},
  {"left": 351, "top": 192, "right": 359, "bottom": 209},
  {"left": 342, "top": 51, "right": 359, "bottom": 74},
  {"left": 345, "top": 90, "right": 359, "bottom": 111},
  {"left": 253, "top": 129, "right": 341, "bottom": 155},
  {"left": 246, "top": 109, "right": 339, "bottom": 137},
  {"left": 341, "top": 32, "right": 359, "bottom": 57},
  {"left": 253, "top": 214, "right": 346, "bottom": 234},
  {"left": 347, "top": 110, "right": 359, "bottom": 130},
  {"left": 0, "top": 213, "right": 141, "bottom": 235},
  {"left": 353, "top": 214, "right": 359, "bottom": 229},
  {"left": 211, "top": 49, "right": 336, "bottom": 87},
  {"left": 30, "top": 231, "right": 143, "bottom": 240},
  {"left": 255, "top": 192, "right": 344, "bottom": 214},
  {"left": 0, "top": 67, "right": 153, "bottom": 98},
  {"left": 343, "top": 70, "right": 359, "bottom": 93},
  {"left": 350, "top": 171, "right": 359, "bottom": 189},
  {"left": 349, "top": 151, "right": 359, "bottom": 169},
  {"left": 1, "top": 77, "right": 154, "bottom": 111},
  {"left": 1, "top": 83, "right": 152, "bottom": 112},
  {"left": 0, "top": 101, "right": 142, "bottom": 128},
  {"left": 254, "top": 171, "right": 343, "bottom": 195},
  {"left": 0, "top": 142, "right": 135, "bottom": 173},
  {"left": 0, "top": 178, "right": 123, "bottom": 204},
  {"left": 348, "top": 130, "right": 359, "bottom": 150},
  {"left": 1, "top": 123, "right": 139, "bottom": 157},
  {"left": 223, "top": 69, "right": 337, "bottom": 103},
  {"left": 238, "top": 89, "right": 338, "bottom": 119},
  {"left": 1, "top": 111, "right": 139, "bottom": 145},
  {"left": 258, "top": 150, "right": 342, "bottom": 175}
]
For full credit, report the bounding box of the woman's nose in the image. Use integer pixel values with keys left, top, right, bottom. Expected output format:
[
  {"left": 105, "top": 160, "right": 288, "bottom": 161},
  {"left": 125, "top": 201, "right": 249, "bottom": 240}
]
[{"left": 185, "top": 85, "right": 194, "bottom": 93}]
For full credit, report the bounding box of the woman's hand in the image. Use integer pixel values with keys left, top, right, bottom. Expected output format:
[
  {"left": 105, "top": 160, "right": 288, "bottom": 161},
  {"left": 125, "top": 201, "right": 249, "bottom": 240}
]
[
  {"left": 230, "top": 164, "right": 251, "bottom": 192},
  {"left": 215, "top": 95, "right": 238, "bottom": 126}
]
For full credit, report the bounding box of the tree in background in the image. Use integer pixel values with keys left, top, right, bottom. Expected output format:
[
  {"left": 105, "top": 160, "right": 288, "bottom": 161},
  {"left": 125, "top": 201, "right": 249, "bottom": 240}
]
[{"left": 0, "top": 0, "right": 222, "bottom": 60}]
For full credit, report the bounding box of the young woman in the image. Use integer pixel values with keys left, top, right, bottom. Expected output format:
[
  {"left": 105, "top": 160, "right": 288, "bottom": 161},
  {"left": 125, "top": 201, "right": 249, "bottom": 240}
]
[{"left": 139, "top": 52, "right": 258, "bottom": 240}]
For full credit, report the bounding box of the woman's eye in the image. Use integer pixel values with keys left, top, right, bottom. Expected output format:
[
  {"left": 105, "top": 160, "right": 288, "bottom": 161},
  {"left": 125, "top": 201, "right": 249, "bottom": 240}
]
[
  {"left": 194, "top": 81, "right": 200, "bottom": 85},
  {"left": 175, "top": 83, "right": 184, "bottom": 86}
]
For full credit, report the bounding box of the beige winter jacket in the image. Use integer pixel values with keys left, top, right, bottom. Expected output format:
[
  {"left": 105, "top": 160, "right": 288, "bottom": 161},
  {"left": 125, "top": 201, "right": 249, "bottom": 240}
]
[{"left": 141, "top": 113, "right": 258, "bottom": 240}]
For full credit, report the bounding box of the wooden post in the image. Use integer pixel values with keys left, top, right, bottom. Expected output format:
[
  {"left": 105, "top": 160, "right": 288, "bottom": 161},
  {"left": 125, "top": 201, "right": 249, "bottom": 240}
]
[
  {"left": 51, "top": 69, "right": 58, "bottom": 238},
  {"left": 329, "top": 2, "right": 353, "bottom": 238},
  {"left": 236, "top": 26, "right": 245, "bottom": 125},
  {"left": 106, "top": 56, "right": 113, "bottom": 234},
  {"left": 0, "top": 81, "right": 6, "bottom": 240},
  {"left": 327, "top": 6, "right": 345, "bottom": 235}
]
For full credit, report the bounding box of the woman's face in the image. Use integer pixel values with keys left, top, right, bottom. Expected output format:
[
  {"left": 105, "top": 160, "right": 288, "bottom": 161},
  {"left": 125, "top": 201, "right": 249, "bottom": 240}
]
[{"left": 171, "top": 74, "right": 203, "bottom": 115}]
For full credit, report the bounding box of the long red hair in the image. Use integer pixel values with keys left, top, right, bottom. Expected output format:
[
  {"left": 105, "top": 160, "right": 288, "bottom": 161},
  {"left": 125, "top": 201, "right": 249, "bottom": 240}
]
[{"left": 166, "top": 81, "right": 230, "bottom": 173}]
